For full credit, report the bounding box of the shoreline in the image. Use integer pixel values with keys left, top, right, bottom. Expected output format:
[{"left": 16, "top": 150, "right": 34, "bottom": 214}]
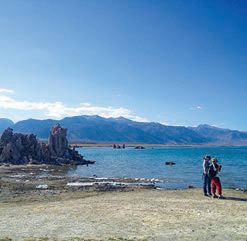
[
  {"left": 1, "top": 164, "right": 246, "bottom": 192},
  {"left": 0, "top": 164, "right": 159, "bottom": 203},
  {"left": 69, "top": 143, "right": 247, "bottom": 148}
]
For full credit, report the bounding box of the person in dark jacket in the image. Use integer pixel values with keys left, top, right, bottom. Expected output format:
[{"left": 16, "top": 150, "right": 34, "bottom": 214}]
[
  {"left": 208, "top": 158, "right": 225, "bottom": 199},
  {"left": 202, "top": 155, "right": 212, "bottom": 196}
]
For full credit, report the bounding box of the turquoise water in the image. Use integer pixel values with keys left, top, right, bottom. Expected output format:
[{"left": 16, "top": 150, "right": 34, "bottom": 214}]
[{"left": 68, "top": 146, "right": 247, "bottom": 189}]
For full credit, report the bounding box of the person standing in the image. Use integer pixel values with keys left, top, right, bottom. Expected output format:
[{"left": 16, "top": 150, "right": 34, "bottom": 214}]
[
  {"left": 202, "top": 155, "right": 212, "bottom": 196},
  {"left": 209, "top": 158, "right": 225, "bottom": 199}
]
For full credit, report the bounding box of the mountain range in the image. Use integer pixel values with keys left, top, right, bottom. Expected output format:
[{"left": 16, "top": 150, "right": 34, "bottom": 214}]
[{"left": 0, "top": 116, "right": 247, "bottom": 145}]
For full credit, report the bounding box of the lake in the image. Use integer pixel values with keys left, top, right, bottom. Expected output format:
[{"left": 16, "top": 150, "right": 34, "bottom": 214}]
[{"left": 68, "top": 146, "right": 247, "bottom": 189}]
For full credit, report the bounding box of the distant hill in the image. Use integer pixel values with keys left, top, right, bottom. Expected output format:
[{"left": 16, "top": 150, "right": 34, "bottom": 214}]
[
  {"left": 1, "top": 115, "right": 247, "bottom": 145},
  {"left": 190, "top": 124, "right": 247, "bottom": 145},
  {"left": 0, "top": 118, "right": 14, "bottom": 133},
  {"left": 12, "top": 118, "right": 56, "bottom": 139}
]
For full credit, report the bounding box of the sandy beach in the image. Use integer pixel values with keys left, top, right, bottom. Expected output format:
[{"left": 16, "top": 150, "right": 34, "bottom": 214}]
[
  {"left": 0, "top": 165, "right": 246, "bottom": 241},
  {"left": 0, "top": 189, "right": 247, "bottom": 241}
]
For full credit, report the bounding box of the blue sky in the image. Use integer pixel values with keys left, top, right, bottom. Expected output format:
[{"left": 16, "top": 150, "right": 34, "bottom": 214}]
[{"left": 0, "top": 0, "right": 246, "bottom": 130}]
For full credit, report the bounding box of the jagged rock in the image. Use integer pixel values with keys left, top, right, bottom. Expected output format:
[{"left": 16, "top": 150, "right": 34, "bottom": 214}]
[{"left": 0, "top": 125, "right": 95, "bottom": 166}]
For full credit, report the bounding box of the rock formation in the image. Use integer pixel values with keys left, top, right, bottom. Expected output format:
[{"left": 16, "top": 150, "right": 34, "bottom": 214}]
[
  {"left": 48, "top": 123, "right": 69, "bottom": 157},
  {"left": 0, "top": 124, "right": 95, "bottom": 165}
]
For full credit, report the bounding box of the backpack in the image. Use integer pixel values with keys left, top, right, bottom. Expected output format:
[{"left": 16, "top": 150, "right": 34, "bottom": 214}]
[{"left": 208, "top": 164, "right": 217, "bottom": 179}]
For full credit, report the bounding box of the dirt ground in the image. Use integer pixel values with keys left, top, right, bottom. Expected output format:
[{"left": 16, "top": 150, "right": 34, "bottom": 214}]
[{"left": 0, "top": 188, "right": 246, "bottom": 241}]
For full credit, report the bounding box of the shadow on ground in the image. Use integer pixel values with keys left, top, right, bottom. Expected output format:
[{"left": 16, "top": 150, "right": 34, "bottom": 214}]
[{"left": 225, "top": 196, "right": 247, "bottom": 202}]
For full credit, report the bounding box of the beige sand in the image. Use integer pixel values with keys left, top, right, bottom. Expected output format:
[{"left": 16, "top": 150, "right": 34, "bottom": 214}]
[{"left": 0, "top": 188, "right": 246, "bottom": 241}]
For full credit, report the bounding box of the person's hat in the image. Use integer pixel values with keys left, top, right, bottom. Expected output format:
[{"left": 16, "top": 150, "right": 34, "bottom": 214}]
[{"left": 204, "top": 155, "right": 211, "bottom": 160}]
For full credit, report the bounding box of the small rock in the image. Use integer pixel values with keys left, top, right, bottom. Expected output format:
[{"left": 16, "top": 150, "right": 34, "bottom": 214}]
[
  {"left": 36, "top": 184, "right": 49, "bottom": 189},
  {"left": 165, "top": 161, "right": 176, "bottom": 166},
  {"left": 134, "top": 146, "right": 145, "bottom": 149}
]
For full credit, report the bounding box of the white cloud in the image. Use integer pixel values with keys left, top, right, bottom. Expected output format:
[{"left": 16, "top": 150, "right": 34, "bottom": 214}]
[
  {"left": 0, "top": 88, "right": 14, "bottom": 93},
  {"left": 0, "top": 95, "right": 147, "bottom": 122},
  {"left": 190, "top": 105, "right": 203, "bottom": 111}
]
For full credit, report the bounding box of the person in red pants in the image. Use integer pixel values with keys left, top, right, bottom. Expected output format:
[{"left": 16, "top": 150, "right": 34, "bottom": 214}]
[{"left": 209, "top": 158, "right": 225, "bottom": 199}]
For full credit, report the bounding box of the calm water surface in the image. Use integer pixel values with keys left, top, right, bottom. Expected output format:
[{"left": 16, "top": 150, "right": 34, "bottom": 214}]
[{"left": 68, "top": 146, "right": 247, "bottom": 189}]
